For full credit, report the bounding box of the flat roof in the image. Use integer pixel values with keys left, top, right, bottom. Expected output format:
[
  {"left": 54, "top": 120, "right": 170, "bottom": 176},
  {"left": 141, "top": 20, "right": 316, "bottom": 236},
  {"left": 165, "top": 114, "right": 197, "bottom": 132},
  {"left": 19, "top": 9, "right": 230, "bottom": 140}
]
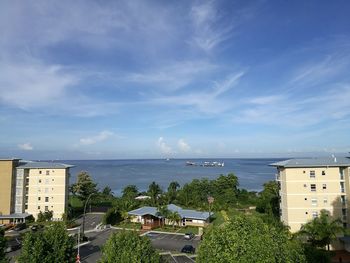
[
  {"left": 270, "top": 157, "right": 350, "bottom": 168},
  {"left": 0, "top": 213, "right": 31, "bottom": 219},
  {"left": 0, "top": 158, "right": 21, "bottom": 161},
  {"left": 17, "top": 161, "right": 74, "bottom": 169}
]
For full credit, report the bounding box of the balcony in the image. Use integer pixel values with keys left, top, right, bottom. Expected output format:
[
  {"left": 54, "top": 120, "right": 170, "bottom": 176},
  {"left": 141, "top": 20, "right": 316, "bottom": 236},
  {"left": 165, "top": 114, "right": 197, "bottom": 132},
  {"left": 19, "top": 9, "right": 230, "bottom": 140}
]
[{"left": 341, "top": 188, "right": 345, "bottom": 193}]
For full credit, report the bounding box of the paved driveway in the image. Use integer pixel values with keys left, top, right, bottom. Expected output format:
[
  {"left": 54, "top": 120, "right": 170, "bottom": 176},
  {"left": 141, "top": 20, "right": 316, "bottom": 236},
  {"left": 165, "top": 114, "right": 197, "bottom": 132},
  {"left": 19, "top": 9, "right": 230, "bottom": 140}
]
[{"left": 146, "top": 232, "right": 200, "bottom": 254}]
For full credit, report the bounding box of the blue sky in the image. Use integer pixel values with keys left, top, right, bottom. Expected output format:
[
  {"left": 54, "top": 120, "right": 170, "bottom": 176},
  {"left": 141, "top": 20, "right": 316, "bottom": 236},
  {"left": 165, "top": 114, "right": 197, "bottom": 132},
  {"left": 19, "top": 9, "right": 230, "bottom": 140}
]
[{"left": 1, "top": 0, "right": 350, "bottom": 159}]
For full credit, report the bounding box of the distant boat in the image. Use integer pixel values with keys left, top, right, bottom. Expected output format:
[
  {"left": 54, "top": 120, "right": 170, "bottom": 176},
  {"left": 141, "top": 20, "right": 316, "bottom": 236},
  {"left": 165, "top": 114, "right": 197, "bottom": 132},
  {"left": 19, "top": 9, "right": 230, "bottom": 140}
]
[{"left": 186, "top": 161, "right": 224, "bottom": 167}]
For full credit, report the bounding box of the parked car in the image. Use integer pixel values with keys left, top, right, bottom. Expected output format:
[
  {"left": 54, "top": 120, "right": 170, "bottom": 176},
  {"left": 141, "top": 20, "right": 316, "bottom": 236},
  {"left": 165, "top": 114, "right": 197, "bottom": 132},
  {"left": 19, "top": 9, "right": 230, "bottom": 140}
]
[
  {"left": 181, "top": 245, "right": 195, "bottom": 254},
  {"left": 30, "top": 224, "right": 43, "bottom": 232},
  {"left": 184, "top": 232, "right": 195, "bottom": 240},
  {"left": 13, "top": 223, "right": 26, "bottom": 231}
]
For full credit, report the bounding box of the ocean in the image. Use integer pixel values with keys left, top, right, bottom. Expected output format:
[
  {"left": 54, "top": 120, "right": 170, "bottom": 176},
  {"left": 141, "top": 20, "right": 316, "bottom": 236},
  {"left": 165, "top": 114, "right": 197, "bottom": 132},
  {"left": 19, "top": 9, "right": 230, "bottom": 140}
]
[{"left": 63, "top": 158, "right": 283, "bottom": 195}]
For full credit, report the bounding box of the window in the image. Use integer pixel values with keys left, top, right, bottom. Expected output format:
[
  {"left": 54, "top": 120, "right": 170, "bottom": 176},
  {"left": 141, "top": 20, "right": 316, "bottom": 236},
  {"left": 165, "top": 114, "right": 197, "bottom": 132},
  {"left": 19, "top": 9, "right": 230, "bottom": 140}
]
[
  {"left": 341, "top": 196, "right": 346, "bottom": 204},
  {"left": 46, "top": 170, "right": 50, "bottom": 175},
  {"left": 38, "top": 206, "right": 40, "bottom": 210},
  {"left": 303, "top": 184, "right": 307, "bottom": 188},
  {"left": 38, "top": 197, "right": 41, "bottom": 201},
  {"left": 305, "top": 212, "right": 308, "bottom": 215},
  {"left": 310, "top": 170, "right": 316, "bottom": 178},
  {"left": 45, "top": 197, "right": 49, "bottom": 202},
  {"left": 303, "top": 170, "right": 306, "bottom": 174},
  {"left": 322, "top": 184, "right": 327, "bottom": 190},
  {"left": 312, "top": 211, "right": 318, "bottom": 218},
  {"left": 322, "top": 171, "right": 326, "bottom": 176},
  {"left": 45, "top": 206, "right": 48, "bottom": 211},
  {"left": 38, "top": 179, "right": 42, "bottom": 183},
  {"left": 39, "top": 171, "right": 42, "bottom": 174},
  {"left": 311, "top": 184, "right": 316, "bottom": 192},
  {"left": 25, "top": 205, "right": 28, "bottom": 209},
  {"left": 52, "top": 179, "right": 54, "bottom": 182},
  {"left": 304, "top": 198, "right": 308, "bottom": 201},
  {"left": 311, "top": 199, "right": 317, "bottom": 206},
  {"left": 324, "top": 198, "right": 328, "bottom": 204}
]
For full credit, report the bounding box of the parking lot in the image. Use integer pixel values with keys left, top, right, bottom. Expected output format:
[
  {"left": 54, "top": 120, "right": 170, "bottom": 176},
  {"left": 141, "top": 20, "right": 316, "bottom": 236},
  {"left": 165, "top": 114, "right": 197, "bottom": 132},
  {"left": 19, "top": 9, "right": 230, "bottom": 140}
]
[{"left": 145, "top": 232, "right": 200, "bottom": 254}]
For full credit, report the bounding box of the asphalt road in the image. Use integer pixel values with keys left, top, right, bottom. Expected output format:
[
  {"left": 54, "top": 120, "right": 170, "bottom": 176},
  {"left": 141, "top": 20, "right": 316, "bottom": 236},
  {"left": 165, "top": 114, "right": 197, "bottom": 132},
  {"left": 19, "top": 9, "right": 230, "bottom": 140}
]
[
  {"left": 79, "top": 229, "right": 116, "bottom": 263},
  {"left": 76, "top": 213, "right": 104, "bottom": 231},
  {"left": 147, "top": 232, "right": 200, "bottom": 253}
]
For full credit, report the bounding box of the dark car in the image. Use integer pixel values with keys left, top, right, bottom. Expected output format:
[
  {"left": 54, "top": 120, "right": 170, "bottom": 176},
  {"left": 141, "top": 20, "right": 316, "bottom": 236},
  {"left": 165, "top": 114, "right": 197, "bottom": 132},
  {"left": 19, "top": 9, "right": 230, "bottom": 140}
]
[
  {"left": 184, "top": 232, "right": 194, "bottom": 240},
  {"left": 13, "top": 223, "right": 26, "bottom": 231},
  {"left": 181, "top": 245, "right": 195, "bottom": 254}
]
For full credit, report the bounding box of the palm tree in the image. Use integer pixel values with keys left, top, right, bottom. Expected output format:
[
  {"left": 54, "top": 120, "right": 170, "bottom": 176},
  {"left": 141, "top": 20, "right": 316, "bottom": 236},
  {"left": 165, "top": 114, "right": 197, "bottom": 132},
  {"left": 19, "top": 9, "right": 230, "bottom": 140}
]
[
  {"left": 168, "top": 211, "right": 181, "bottom": 229},
  {"left": 299, "top": 210, "right": 344, "bottom": 250},
  {"left": 148, "top": 182, "right": 162, "bottom": 206},
  {"left": 156, "top": 205, "right": 170, "bottom": 227},
  {"left": 167, "top": 181, "right": 180, "bottom": 203}
]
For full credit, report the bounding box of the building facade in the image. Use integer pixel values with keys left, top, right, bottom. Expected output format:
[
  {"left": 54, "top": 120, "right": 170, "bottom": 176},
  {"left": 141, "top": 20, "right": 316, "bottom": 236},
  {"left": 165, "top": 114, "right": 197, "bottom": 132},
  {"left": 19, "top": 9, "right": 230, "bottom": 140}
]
[
  {"left": 0, "top": 159, "right": 73, "bottom": 222},
  {"left": 271, "top": 157, "right": 350, "bottom": 233}
]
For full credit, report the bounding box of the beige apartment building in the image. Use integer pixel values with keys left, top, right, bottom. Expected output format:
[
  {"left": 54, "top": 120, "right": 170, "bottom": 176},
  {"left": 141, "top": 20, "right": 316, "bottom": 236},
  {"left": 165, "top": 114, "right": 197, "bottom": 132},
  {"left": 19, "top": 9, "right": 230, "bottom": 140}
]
[
  {"left": 271, "top": 157, "right": 350, "bottom": 233},
  {"left": 0, "top": 159, "right": 73, "bottom": 223}
]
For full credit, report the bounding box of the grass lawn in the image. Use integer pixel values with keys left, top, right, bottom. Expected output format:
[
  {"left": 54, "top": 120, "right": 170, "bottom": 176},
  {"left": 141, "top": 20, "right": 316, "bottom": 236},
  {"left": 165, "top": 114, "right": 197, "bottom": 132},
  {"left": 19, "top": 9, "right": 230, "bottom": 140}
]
[
  {"left": 212, "top": 209, "right": 237, "bottom": 226},
  {"left": 116, "top": 221, "right": 142, "bottom": 230}
]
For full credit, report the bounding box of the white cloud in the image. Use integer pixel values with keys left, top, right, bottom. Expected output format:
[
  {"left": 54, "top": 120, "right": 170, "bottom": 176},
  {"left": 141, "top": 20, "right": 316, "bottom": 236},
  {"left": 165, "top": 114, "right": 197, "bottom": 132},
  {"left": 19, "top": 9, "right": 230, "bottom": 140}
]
[
  {"left": 149, "top": 71, "right": 245, "bottom": 114},
  {"left": 18, "top": 143, "right": 33, "bottom": 151},
  {"left": 190, "top": 1, "right": 234, "bottom": 52},
  {"left": 157, "top": 137, "right": 172, "bottom": 155},
  {"left": 178, "top": 139, "right": 191, "bottom": 152},
  {"left": 0, "top": 58, "right": 78, "bottom": 109},
  {"left": 80, "top": 130, "right": 114, "bottom": 145},
  {"left": 125, "top": 60, "right": 217, "bottom": 91}
]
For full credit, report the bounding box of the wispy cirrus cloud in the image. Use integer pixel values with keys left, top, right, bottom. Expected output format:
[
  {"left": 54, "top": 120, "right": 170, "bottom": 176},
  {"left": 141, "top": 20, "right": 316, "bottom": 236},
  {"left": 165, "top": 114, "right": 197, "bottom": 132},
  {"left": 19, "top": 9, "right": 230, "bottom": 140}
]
[
  {"left": 149, "top": 71, "right": 245, "bottom": 115},
  {"left": 190, "top": 1, "right": 234, "bottom": 52}
]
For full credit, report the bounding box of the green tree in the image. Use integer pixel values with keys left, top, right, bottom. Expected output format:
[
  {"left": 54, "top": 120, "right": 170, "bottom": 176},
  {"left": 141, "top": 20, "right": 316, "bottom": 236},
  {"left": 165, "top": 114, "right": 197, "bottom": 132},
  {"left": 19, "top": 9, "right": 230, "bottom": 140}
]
[
  {"left": 156, "top": 205, "right": 170, "bottom": 227},
  {"left": 148, "top": 182, "right": 162, "bottom": 206},
  {"left": 0, "top": 229, "right": 8, "bottom": 263},
  {"left": 18, "top": 222, "right": 75, "bottom": 263},
  {"left": 167, "top": 181, "right": 180, "bottom": 203},
  {"left": 37, "top": 211, "right": 53, "bottom": 223},
  {"left": 100, "top": 230, "right": 159, "bottom": 263},
  {"left": 298, "top": 210, "right": 344, "bottom": 250},
  {"left": 71, "top": 171, "right": 98, "bottom": 202},
  {"left": 256, "top": 181, "right": 280, "bottom": 218},
  {"left": 102, "top": 186, "right": 114, "bottom": 197},
  {"left": 198, "top": 215, "right": 306, "bottom": 263},
  {"left": 103, "top": 208, "right": 122, "bottom": 225},
  {"left": 122, "top": 185, "right": 139, "bottom": 200},
  {"left": 167, "top": 211, "right": 181, "bottom": 229}
]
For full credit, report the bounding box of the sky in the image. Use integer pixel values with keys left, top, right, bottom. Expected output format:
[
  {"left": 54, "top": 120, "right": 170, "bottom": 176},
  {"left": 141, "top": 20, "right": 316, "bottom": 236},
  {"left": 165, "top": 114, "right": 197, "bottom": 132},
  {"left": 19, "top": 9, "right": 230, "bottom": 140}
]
[{"left": 0, "top": 0, "right": 350, "bottom": 159}]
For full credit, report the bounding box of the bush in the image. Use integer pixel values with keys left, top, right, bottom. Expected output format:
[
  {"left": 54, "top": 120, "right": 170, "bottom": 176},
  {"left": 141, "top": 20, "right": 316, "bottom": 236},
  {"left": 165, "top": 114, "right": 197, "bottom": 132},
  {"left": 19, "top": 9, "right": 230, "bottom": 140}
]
[{"left": 103, "top": 208, "right": 122, "bottom": 225}]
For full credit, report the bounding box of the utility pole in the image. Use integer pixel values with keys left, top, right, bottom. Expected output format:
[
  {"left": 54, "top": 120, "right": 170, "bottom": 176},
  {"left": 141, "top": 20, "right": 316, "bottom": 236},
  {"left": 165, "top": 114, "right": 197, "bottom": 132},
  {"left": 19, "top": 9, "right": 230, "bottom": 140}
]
[{"left": 82, "top": 193, "right": 94, "bottom": 238}]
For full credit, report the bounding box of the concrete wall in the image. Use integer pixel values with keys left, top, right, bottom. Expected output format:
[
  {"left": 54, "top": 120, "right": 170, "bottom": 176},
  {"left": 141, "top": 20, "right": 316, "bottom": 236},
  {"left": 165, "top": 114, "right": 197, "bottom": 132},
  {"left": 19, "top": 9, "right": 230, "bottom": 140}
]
[
  {"left": 279, "top": 166, "right": 350, "bottom": 232},
  {"left": 0, "top": 160, "right": 18, "bottom": 220},
  {"left": 25, "top": 168, "right": 69, "bottom": 220}
]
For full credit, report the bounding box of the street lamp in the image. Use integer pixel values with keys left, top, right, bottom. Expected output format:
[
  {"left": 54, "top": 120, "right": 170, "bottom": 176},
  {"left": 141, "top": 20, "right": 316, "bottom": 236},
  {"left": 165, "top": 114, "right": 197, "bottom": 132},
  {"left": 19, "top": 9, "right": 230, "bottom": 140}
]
[{"left": 82, "top": 193, "right": 94, "bottom": 237}]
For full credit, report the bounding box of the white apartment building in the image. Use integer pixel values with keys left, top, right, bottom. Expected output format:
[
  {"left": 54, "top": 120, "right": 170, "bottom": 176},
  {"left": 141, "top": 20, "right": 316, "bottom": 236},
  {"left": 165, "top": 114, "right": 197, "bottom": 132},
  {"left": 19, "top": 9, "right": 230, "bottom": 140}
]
[
  {"left": 271, "top": 157, "right": 350, "bottom": 233},
  {"left": 0, "top": 159, "right": 73, "bottom": 222}
]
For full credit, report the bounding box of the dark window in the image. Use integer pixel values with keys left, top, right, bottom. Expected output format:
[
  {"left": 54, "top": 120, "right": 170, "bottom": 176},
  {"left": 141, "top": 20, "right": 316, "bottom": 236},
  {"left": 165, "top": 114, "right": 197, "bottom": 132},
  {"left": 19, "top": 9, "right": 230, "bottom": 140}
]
[
  {"left": 322, "top": 171, "right": 326, "bottom": 176},
  {"left": 311, "top": 184, "right": 316, "bottom": 192},
  {"left": 45, "top": 197, "right": 49, "bottom": 202}
]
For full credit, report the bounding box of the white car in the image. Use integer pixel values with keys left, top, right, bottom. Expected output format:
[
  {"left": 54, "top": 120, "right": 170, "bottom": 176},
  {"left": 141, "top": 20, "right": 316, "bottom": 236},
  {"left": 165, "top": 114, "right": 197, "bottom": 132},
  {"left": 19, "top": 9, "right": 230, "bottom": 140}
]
[{"left": 184, "top": 232, "right": 194, "bottom": 240}]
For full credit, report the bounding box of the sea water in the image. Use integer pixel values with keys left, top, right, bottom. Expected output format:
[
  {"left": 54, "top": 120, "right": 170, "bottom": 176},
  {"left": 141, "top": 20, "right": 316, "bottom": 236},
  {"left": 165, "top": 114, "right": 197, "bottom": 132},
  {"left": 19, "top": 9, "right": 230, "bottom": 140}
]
[{"left": 63, "top": 158, "right": 283, "bottom": 195}]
